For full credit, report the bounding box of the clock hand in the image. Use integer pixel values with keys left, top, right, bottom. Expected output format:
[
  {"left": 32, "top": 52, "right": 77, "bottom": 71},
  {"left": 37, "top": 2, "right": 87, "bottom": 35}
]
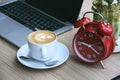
[
  {"left": 89, "top": 46, "right": 100, "bottom": 55},
  {"left": 80, "top": 42, "right": 89, "bottom": 46},
  {"left": 91, "top": 42, "right": 101, "bottom": 46},
  {"left": 80, "top": 42, "right": 100, "bottom": 55}
]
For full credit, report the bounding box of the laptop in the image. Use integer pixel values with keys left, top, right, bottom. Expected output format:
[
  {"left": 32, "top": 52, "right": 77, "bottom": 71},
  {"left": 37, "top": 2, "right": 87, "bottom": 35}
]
[{"left": 0, "top": 0, "right": 83, "bottom": 47}]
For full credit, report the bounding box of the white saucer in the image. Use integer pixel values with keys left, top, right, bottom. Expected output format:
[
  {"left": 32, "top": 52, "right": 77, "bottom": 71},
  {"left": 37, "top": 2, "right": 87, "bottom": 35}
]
[
  {"left": 113, "top": 37, "right": 120, "bottom": 53},
  {"left": 113, "top": 45, "right": 120, "bottom": 53},
  {"left": 17, "top": 41, "right": 69, "bottom": 69}
]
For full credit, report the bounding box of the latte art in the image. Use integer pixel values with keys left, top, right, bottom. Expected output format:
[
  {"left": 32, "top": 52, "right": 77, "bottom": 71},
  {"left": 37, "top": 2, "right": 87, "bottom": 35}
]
[
  {"left": 28, "top": 30, "right": 56, "bottom": 44},
  {"left": 34, "top": 33, "right": 53, "bottom": 41}
]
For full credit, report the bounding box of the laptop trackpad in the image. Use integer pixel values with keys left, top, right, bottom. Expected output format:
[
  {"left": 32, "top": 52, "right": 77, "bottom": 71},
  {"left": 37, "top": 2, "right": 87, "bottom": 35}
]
[{"left": 0, "top": 18, "right": 23, "bottom": 35}]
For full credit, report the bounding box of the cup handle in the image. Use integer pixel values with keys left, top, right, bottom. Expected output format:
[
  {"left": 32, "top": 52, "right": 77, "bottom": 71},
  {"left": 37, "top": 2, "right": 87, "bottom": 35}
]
[{"left": 40, "top": 47, "right": 48, "bottom": 59}]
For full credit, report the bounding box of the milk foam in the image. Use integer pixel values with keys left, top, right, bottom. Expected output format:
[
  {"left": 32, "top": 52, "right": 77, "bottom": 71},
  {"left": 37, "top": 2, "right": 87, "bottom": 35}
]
[
  {"left": 28, "top": 30, "right": 56, "bottom": 44},
  {"left": 34, "top": 33, "right": 54, "bottom": 41}
]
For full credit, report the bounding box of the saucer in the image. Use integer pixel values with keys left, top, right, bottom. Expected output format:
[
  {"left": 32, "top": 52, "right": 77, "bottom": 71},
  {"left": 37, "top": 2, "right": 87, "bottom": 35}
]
[
  {"left": 17, "top": 41, "right": 69, "bottom": 69},
  {"left": 113, "top": 37, "right": 120, "bottom": 53},
  {"left": 113, "top": 45, "right": 120, "bottom": 53}
]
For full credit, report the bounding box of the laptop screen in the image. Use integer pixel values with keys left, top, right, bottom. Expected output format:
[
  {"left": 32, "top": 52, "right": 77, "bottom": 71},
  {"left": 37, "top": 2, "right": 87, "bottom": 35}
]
[{"left": 25, "top": 0, "right": 83, "bottom": 24}]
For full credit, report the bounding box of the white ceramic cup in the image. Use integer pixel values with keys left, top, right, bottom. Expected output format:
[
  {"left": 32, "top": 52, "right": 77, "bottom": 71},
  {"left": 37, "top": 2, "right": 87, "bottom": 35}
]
[{"left": 27, "top": 30, "right": 57, "bottom": 61}]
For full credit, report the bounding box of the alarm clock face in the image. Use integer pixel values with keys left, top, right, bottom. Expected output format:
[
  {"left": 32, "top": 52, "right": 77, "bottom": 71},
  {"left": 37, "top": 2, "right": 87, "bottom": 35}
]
[{"left": 73, "top": 31, "right": 105, "bottom": 63}]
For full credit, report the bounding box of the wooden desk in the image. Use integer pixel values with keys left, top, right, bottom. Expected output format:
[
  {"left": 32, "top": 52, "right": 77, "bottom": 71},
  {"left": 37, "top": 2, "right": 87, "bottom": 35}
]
[{"left": 1, "top": 0, "right": 120, "bottom": 80}]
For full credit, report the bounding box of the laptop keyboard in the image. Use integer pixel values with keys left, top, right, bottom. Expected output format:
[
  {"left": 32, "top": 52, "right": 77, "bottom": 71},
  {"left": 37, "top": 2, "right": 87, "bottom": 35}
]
[{"left": 0, "top": 1, "right": 65, "bottom": 31}]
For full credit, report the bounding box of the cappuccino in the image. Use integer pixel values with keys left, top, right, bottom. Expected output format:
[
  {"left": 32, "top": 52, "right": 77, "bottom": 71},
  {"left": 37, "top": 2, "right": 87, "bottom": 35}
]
[{"left": 28, "top": 30, "right": 56, "bottom": 44}]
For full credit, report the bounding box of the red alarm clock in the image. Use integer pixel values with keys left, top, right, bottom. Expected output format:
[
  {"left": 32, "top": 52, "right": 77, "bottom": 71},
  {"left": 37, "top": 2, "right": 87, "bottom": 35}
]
[{"left": 72, "top": 11, "right": 115, "bottom": 64}]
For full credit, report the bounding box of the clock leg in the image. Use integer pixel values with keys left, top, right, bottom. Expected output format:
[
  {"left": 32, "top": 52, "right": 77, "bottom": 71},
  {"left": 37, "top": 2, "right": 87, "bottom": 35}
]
[{"left": 100, "top": 61, "right": 105, "bottom": 69}]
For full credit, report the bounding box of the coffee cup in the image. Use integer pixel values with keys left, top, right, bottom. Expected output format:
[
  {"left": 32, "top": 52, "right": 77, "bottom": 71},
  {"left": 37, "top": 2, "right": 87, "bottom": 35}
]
[{"left": 27, "top": 30, "right": 57, "bottom": 61}]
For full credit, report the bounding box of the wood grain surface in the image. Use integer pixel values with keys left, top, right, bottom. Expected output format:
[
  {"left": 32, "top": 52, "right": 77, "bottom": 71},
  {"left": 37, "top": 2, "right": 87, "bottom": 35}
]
[{"left": 1, "top": 0, "right": 120, "bottom": 80}]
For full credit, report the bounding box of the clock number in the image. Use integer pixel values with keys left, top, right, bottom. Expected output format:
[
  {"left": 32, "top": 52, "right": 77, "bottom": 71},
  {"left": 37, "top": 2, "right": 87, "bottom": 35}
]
[
  {"left": 98, "top": 46, "right": 103, "bottom": 51},
  {"left": 84, "top": 34, "right": 87, "bottom": 37},
  {"left": 82, "top": 52, "right": 86, "bottom": 56},
  {"left": 95, "top": 36, "right": 98, "bottom": 39},
  {"left": 93, "top": 54, "right": 97, "bottom": 59},
  {"left": 87, "top": 54, "right": 92, "bottom": 59},
  {"left": 88, "top": 33, "right": 94, "bottom": 38},
  {"left": 77, "top": 41, "right": 82, "bottom": 45},
  {"left": 79, "top": 37, "right": 84, "bottom": 40},
  {"left": 79, "top": 47, "right": 82, "bottom": 51}
]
